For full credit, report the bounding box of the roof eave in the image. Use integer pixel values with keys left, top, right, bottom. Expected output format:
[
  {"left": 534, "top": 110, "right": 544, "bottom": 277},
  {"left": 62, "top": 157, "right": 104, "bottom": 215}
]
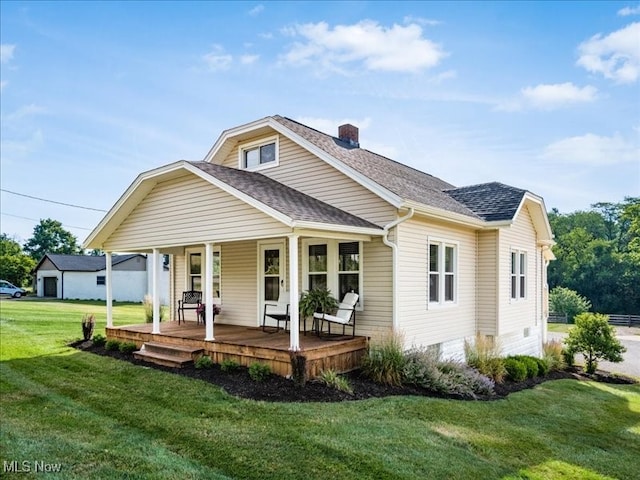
[
  {"left": 292, "top": 221, "right": 383, "bottom": 237},
  {"left": 403, "top": 200, "right": 486, "bottom": 228}
]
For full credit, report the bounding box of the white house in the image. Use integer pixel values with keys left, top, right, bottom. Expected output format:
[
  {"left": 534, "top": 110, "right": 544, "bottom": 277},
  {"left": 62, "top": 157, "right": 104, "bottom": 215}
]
[{"left": 33, "top": 254, "right": 169, "bottom": 304}]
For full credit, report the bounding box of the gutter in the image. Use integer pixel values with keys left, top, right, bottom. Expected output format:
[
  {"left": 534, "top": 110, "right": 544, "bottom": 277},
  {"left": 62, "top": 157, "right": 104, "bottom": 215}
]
[{"left": 382, "top": 208, "right": 415, "bottom": 331}]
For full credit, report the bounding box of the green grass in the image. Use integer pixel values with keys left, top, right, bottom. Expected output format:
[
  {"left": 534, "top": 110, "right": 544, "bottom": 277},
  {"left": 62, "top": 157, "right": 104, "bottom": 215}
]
[
  {"left": 1, "top": 299, "right": 639, "bottom": 479},
  {"left": 547, "top": 323, "right": 572, "bottom": 333}
]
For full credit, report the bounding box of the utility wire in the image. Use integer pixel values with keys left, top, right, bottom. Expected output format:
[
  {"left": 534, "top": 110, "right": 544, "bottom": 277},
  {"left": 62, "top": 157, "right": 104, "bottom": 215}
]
[
  {"left": 0, "top": 212, "right": 93, "bottom": 231},
  {"left": 0, "top": 188, "right": 108, "bottom": 212}
]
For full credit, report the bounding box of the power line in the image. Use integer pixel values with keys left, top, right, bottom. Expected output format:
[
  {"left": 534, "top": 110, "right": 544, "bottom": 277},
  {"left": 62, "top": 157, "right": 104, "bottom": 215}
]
[
  {"left": 0, "top": 212, "right": 93, "bottom": 231},
  {"left": 0, "top": 188, "right": 108, "bottom": 212}
]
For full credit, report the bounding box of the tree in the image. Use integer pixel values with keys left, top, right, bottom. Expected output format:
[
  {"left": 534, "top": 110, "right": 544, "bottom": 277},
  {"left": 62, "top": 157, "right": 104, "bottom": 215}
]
[
  {"left": 549, "top": 287, "right": 591, "bottom": 323},
  {"left": 0, "top": 234, "right": 36, "bottom": 286},
  {"left": 564, "top": 313, "right": 626, "bottom": 374},
  {"left": 23, "top": 218, "right": 82, "bottom": 261}
]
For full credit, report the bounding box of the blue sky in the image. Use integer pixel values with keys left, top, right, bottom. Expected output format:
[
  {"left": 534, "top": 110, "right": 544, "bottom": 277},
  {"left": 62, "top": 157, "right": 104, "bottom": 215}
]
[{"left": 1, "top": 1, "right": 639, "bottom": 245}]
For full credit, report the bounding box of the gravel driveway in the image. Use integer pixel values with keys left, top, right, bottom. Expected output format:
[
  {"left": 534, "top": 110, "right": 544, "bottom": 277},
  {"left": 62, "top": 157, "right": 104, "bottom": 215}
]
[{"left": 548, "top": 326, "right": 640, "bottom": 379}]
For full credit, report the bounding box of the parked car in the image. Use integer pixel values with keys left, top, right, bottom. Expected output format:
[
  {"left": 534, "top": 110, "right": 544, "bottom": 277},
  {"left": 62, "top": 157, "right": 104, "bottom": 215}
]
[{"left": 0, "top": 280, "right": 27, "bottom": 298}]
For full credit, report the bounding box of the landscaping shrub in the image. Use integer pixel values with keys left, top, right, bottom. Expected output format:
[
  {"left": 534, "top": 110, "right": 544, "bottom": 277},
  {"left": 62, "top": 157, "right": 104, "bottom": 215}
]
[
  {"left": 143, "top": 295, "right": 166, "bottom": 323},
  {"left": 220, "top": 359, "right": 240, "bottom": 372},
  {"left": 549, "top": 287, "right": 591, "bottom": 323},
  {"left": 361, "top": 333, "right": 405, "bottom": 386},
  {"left": 92, "top": 334, "right": 106, "bottom": 347},
  {"left": 464, "top": 334, "right": 506, "bottom": 383},
  {"left": 564, "top": 312, "right": 626, "bottom": 374},
  {"left": 105, "top": 339, "right": 121, "bottom": 351},
  {"left": 119, "top": 342, "right": 138, "bottom": 354},
  {"left": 512, "top": 355, "right": 540, "bottom": 378},
  {"left": 543, "top": 339, "right": 565, "bottom": 371},
  {"left": 248, "top": 362, "right": 271, "bottom": 382},
  {"left": 318, "top": 369, "right": 354, "bottom": 395},
  {"left": 535, "top": 357, "right": 550, "bottom": 376},
  {"left": 562, "top": 348, "right": 575, "bottom": 367},
  {"left": 503, "top": 357, "right": 527, "bottom": 382},
  {"left": 403, "top": 348, "right": 494, "bottom": 398},
  {"left": 195, "top": 355, "right": 213, "bottom": 369}
]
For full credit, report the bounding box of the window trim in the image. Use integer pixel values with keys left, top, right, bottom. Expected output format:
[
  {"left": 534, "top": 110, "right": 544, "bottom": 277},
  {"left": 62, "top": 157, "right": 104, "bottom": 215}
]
[
  {"left": 185, "top": 247, "right": 222, "bottom": 301},
  {"left": 427, "top": 237, "right": 458, "bottom": 309},
  {"left": 301, "top": 238, "right": 363, "bottom": 311},
  {"left": 510, "top": 249, "right": 527, "bottom": 301},
  {"left": 238, "top": 135, "right": 279, "bottom": 171}
]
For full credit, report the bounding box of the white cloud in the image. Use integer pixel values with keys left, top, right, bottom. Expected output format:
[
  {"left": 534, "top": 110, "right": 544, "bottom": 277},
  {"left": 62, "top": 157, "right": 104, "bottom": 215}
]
[
  {"left": 521, "top": 83, "right": 598, "bottom": 109},
  {"left": 496, "top": 83, "right": 597, "bottom": 111},
  {"left": 248, "top": 4, "right": 264, "bottom": 16},
  {"left": 1, "top": 44, "right": 16, "bottom": 63},
  {"left": 281, "top": 20, "right": 447, "bottom": 74},
  {"left": 403, "top": 15, "right": 442, "bottom": 27},
  {"left": 542, "top": 132, "right": 639, "bottom": 166},
  {"left": 202, "top": 45, "right": 232, "bottom": 71},
  {"left": 3, "top": 104, "right": 47, "bottom": 122},
  {"left": 240, "top": 54, "right": 259, "bottom": 65},
  {"left": 618, "top": 5, "right": 640, "bottom": 16},
  {"left": 0, "top": 80, "right": 7, "bottom": 91},
  {"left": 577, "top": 22, "right": 640, "bottom": 83}
]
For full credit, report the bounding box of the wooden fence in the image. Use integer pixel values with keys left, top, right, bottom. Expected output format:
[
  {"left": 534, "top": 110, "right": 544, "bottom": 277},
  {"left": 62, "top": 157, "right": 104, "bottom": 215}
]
[{"left": 548, "top": 313, "right": 640, "bottom": 327}]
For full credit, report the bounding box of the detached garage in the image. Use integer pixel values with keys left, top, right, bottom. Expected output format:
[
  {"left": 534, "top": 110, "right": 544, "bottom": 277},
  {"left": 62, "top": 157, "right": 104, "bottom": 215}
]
[{"left": 33, "top": 254, "right": 168, "bottom": 303}]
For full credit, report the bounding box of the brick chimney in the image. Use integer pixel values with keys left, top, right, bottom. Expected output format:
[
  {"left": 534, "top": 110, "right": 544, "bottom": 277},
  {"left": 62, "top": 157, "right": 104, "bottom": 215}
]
[{"left": 338, "top": 124, "right": 359, "bottom": 147}]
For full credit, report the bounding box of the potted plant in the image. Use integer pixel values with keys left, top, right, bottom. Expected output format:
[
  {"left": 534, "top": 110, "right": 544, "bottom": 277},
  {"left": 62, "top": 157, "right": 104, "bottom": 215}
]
[{"left": 299, "top": 287, "right": 338, "bottom": 334}]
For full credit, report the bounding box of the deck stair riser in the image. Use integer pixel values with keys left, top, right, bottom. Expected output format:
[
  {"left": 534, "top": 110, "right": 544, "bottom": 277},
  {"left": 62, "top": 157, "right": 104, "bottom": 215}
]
[{"left": 133, "top": 342, "right": 204, "bottom": 368}]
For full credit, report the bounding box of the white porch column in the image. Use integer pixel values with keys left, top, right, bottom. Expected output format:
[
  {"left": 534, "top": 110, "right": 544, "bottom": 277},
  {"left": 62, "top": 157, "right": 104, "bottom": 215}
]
[
  {"left": 204, "top": 242, "right": 215, "bottom": 341},
  {"left": 288, "top": 234, "right": 300, "bottom": 352},
  {"left": 105, "top": 251, "right": 113, "bottom": 328},
  {"left": 152, "top": 248, "right": 161, "bottom": 334}
]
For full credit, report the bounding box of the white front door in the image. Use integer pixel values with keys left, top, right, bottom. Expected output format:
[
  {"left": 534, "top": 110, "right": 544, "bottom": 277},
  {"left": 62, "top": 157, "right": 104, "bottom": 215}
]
[{"left": 259, "top": 242, "right": 285, "bottom": 324}]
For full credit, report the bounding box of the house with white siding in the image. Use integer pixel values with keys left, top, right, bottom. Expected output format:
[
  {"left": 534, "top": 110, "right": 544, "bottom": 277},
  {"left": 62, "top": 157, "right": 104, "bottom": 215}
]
[
  {"left": 33, "top": 254, "right": 169, "bottom": 304},
  {"left": 84, "top": 115, "right": 554, "bottom": 369}
]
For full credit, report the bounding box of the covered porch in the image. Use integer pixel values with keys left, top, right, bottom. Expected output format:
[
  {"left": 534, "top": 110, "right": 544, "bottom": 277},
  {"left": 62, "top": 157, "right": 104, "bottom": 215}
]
[{"left": 107, "top": 321, "right": 368, "bottom": 378}]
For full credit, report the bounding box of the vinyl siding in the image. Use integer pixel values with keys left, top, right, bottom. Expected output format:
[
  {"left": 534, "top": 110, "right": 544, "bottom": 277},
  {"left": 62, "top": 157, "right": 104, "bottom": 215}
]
[
  {"left": 396, "top": 217, "right": 477, "bottom": 349},
  {"left": 477, "top": 230, "right": 498, "bottom": 335},
  {"left": 221, "top": 134, "right": 396, "bottom": 226},
  {"left": 497, "top": 205, "right": 539, "bottom": 335},
  {"left": 359, "top": 237, "right": 393, "bottom": 338},
  {"left": 104, "top": 174, "right": 290, "bottom": 251}
]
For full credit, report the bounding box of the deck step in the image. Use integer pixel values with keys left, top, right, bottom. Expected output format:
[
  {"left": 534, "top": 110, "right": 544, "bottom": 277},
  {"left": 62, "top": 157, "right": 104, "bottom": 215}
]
[{"left": 133, "top": 342, "right": 204, "bottom": 368}]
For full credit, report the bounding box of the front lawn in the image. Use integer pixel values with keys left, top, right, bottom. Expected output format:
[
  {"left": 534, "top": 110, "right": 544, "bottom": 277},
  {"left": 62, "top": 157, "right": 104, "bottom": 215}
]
[{"left": 1, "top": 299, "right": 639, "bottom": 479}]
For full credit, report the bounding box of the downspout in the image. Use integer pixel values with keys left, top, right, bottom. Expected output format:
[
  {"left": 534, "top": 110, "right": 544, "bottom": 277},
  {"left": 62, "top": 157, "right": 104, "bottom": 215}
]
[{"left": 382, "top": 208, "right": 415, "bottom": 331}]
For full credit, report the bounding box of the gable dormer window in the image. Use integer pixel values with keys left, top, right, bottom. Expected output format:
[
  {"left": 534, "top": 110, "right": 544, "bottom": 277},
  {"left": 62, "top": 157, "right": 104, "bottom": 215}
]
[{"left": 239, "top": 136, "right": 278, "bottom": 170}]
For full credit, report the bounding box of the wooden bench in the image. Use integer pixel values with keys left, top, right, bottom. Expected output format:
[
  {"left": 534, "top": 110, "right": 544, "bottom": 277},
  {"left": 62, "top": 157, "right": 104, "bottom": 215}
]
[{"left": 177, "top": 290, "right": 202, "bottom": 324}]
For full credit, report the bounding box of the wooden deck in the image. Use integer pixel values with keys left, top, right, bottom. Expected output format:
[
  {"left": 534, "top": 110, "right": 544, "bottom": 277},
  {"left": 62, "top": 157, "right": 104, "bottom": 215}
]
[{"left": 106, "top": 321, "right": 368, "bottom": 378}]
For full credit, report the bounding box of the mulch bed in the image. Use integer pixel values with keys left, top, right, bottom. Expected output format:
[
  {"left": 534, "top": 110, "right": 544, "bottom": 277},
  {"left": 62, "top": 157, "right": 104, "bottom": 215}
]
[{"left": 72, "top": 340, "right": 636, "bottom": 403}]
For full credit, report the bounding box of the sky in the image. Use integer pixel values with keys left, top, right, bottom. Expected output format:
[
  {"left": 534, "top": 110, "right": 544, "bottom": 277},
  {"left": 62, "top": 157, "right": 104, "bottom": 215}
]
[{"left": 1, "top": 1, "right": 639, "bottom": 246}]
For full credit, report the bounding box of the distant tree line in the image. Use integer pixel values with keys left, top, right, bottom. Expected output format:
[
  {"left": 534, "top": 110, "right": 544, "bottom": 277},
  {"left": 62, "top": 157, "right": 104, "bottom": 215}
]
[
  {"left": 548, "top": 197, "right": 640, "bottom": 315},
  {"left": 0, "top": 218, "right": 90, "bottom": 287}
]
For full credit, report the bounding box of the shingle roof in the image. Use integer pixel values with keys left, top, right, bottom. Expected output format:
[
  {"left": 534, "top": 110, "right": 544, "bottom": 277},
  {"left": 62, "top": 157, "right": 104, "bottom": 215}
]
[
  {"left": 42, "top": 254, "right": 142, "bottom": 272},
  {"left": 272, "top": 115, "right": 482, "bottom": 219},
  {"left": 445, "top": 182, "right": 527, "bottom": 221},
  {"left": 189, "top": 161, "right": 382, "bottom": 230}
]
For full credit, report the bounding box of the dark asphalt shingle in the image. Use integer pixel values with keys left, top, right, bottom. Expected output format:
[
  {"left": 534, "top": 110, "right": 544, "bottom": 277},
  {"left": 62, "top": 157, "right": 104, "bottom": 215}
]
[
  {"left": 445, "top": 183, "right": 527, "bottom": 221},
  {"left": 42, "top": 254, "right": 142, "bottom": 272}
]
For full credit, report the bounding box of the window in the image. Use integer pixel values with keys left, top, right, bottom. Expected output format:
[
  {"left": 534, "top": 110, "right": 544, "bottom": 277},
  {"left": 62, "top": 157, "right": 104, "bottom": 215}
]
[
  {"left": 188, "top": 249, "right": 221, "bottom": 299},
  {"left": 96, "top": 276, "right": 106, "bottom": 286},
  {"left": 240, "top": 136, "right": 278, "bottom": 170},
  {"left": 428, "top": 240, "right": 457, "bottom": 306},
  {"left": 511, "top": 250, "right": 526, "bottom": 300},
  {"left": 338, "top": 242, "right": 360, "bottom": 299},
  {"left": 302, "top": 240, "right": 362, "bottom": 308}
]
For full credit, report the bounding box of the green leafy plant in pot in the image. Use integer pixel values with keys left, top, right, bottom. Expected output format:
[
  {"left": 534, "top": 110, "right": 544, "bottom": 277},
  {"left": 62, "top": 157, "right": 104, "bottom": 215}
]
[{"left": 299, "top": 287, "right": 338, "bottom": 331}]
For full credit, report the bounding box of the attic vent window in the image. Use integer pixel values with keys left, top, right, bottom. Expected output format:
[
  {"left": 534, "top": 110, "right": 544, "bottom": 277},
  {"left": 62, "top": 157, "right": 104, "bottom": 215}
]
[{"left": 239, "top": 136, "right": 279, "bottom": 171}]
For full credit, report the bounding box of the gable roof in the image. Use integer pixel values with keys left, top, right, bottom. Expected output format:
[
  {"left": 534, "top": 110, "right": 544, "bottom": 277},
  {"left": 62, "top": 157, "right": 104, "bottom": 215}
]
[
  {"left": 35, "top": 254, "right": 143, "bottom": 272},
  {"left": 189, "top": 162, "right": 381, "bottom": 230}
]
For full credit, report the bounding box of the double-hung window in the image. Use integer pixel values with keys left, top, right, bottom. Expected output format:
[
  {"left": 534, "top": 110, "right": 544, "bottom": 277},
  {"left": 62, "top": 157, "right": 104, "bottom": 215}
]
[
  {"left": 303, "top": 240, "right": 362, "bottom": 307},
  {"left": 239, "top": 136, "right": 278, "bottom": 170},
  {"left": 187, "top": 249, "right": 221, "bottom": 299},
  {"left": 428, "top": 240, "right": 457, "bottom": 306},
  {"left": 511, "top": 250, "right": 526, "bottom": 300}
]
